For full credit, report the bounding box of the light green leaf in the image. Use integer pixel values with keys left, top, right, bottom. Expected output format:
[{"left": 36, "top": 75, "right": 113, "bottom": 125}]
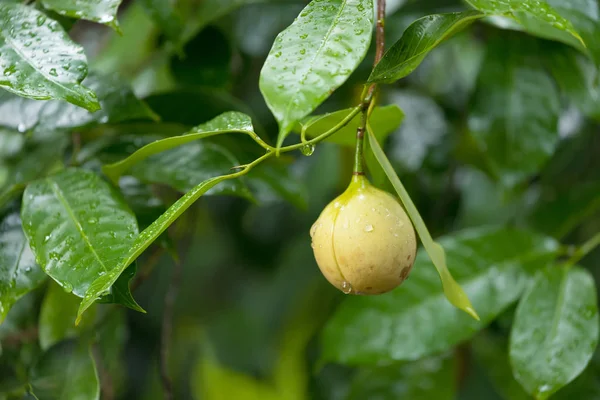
[
  {"left": 510, "top": 265, "right": 599, "bottom": 399},
  {"left": 0, "top": 212, "right": 45, "bottom": 325},
  {"left": 369, "top": 11, "right": 484, "bottom": 83},
  {"left": 21, "top": 168, "right": 139, "bottom": 299},
  {"left": 0, "top": 4, "right": 99, "bottom": 111},
  {"left": 29, "top": 340, "right": 100, "bottom": 400},
  {"left": 41, "top": 0, "right": 122, "bottom": 30},
  {"left": 465, "top": 0, "right": 585, "bottom": 52},
  {"left": 347, "top": 353, "right": 457, "bottom": 400},
  {"left": 321, "top": 227, "right": 559, "bottom": 365},
  {"left": 366, "top": 126, "right": 478, "bottom": 320},
  {"left": 77, "top": 172, "right": 242, "bottom": 321},
  {"left": 102, "top": 111, "right": 259, "bottom": 183},
  {"left": 260, "top": 0, "right": 374, "bottom": 148},
  {"left": 39, "top": 281, "right": 96, "bottom": 350},
  {"left": 468, "top": 34, "right": 560, "bottom": 187},
  {"left": 295, "top": 105, "right": 404, "bottom": 147}
]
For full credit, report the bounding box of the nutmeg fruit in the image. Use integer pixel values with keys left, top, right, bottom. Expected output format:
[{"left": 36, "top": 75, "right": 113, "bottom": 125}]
[{"left": 310, "top": 175, "right": 417, "bottom": 295}]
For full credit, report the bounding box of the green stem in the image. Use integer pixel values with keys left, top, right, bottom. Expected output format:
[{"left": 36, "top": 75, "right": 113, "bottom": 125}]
[
  {"left": 353, "top": 112, "right": 367, "bottom": 175},
  {"left": 566, "top": 232, "right": 600, "bottom": 266}
]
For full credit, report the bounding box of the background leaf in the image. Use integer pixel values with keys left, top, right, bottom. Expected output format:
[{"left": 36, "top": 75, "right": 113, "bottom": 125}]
[
  {"left": 21, "top": 168, "right": 138, "bottom": 298},
  {"left": 510, "top": 265, "right": 600, "bottom": 399},
  {"left": 369, "top": 11, "right": 484, "bottom": 83},
  {"left": 0, "top": 3, "right": 99, "bottom": 111},
  {"left": 260, "top": 0, "right": 374, "bottom": 147},
  {"left": 0, "top": 212, "right": 45, "bottom": 324},
  {"left": 321, "top": 227, "right": 559, "bottom": 365},
  {"left": 41, "top": 0, "right": 122, "bottom": 30}
]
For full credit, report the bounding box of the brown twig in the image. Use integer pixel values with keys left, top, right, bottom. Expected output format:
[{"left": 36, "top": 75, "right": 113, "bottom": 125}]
[{"left": 159, "top": 253, "right": 182, "bottom": 400}]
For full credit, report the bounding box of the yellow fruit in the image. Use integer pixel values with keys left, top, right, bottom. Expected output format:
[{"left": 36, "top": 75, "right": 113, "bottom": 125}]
[{"left": 310, "top": 175, "right": 417, "bottom": 295}]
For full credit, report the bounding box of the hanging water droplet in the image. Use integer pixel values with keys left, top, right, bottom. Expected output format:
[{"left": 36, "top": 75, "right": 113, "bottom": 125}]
[
  {"left": 300, "top": 143, "right": 315, "bottom": 156},
  {"left": 63, "top": 282, "right": 73, "bottom": 293},
  {"left": 341, "top": 281, "right": 353, "bottom": 294},
  {"left": 364, "top": 224, "right": 374, "bottom": 232}
]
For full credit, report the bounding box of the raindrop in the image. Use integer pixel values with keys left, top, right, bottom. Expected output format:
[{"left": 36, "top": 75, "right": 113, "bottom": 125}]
[
  {"left": 37, "top": 15, "right": 46, "bottom": 26},
  {"left": 87, "top": 217, "right": 98, "bottom": 224},
  {"left": 364, "top": 224, "right": 374, "bottom": 232},
  {"left": 300, "top": 143, "right": 315, "bottom": 156},
  {"left": 341, "top": 281, "right": 353, "bottom": 294},
  {"left": 25, "top": 266, "right": 31, "bottom": 272},
  {"left": 63, "top": 282, "right": 73, "bottom": 293},
  {"left": 49, "top": 68, "right": 58, "bottom": 77},
  {"left": 43, "top": 234, "right": 51, "bottom": 243}
]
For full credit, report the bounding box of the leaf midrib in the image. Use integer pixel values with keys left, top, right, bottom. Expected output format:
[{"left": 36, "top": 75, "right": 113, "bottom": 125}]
[{"left": 48, "top": 178, "right": 108, "bottom": 273}]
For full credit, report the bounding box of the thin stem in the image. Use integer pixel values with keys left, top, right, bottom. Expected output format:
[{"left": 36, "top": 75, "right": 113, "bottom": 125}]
[
  {"left": 353, "top": 113, "right": 367, "bottom": 175},
  {"left": 566, "top": 232, "right": 600, "bottom": 266}
]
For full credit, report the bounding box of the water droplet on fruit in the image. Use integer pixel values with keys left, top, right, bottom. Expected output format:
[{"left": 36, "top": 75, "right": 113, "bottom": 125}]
[
  {"left": 341, "top": 281, "right": 353, "bottom": 294},
  {"left": 300, "top": 144, "right": 315, "bottom": 156},
  {"left": 364, "top": 224, "right": 374, "bottom": 232}
]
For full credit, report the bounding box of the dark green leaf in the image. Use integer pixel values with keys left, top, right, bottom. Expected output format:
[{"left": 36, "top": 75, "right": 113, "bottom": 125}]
[
  {"left": 321, "top": 227, "right": 559, "bottom": 365},
  {"left": 465, "top": 0, "right": 586, "bottom": 53},
  {"left": 554, "top": 349, "right": 600, "bottom": 400},
  {"left": 260, "top": 0, "right": 374, "bottom": 147},
  {"left": 0, "top": 4, "right": 99, "bottom": 111},
  {"left": 246, "top": 160, "right": 308, "bottom": 209},
  {"left": 21, "top": 168, "right": 139, "bottom": 299},
  {"left": 96, "top": 309, "right": 128, "bottom": 396},
  {"left": 29, "top": 340, "right": 100, "bottom": 400},
  {"left": 140, "top": 0, "right": 183, "bottom": 45},
  {"left": 369, "top": 11, "right": 484, "bottom": 83},
  {"left": 295, "top": 105, "right": 404, "bottom": 148},
  {"left": 39, "top": 282, "right": 96, "bottom": 350},
  {"left": 119, "top": 176, "right": 165, "bottom": 229},
  {"left": 0, "top": 212, "right": 45, "bottom": 324},
  {"left": 77, "top": 172, "right": 243, "bottom": 320},
  {"left": 41, "top": 0, "right": 122, "bottom": 30},
  {"left": 545, "top": 45, "right": 600, "bottom": 121},
  {"left": 347, "top": 353, "right": 457, "bottom": 400},
  {"left": 510, "top": 265, "right": 599, "bottom": 399},
  {"left": 468, "top": 34, "right": 560, "bottom": 186},
  {"left": 96, "top": 263, "right": 144, "bottom": 313}
]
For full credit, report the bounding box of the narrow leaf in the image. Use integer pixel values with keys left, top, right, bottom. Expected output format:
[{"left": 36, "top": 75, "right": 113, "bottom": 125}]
[
  {"left": 367, "top": 126, "right": 478, "bottom": 320},
  {"left": 510, "top": 265, "right": 599, "bottom": 399},
  {"left": 0, "top": 212, "right": 45, "bottom": 324},
  {"left": 21, "top": 168, "right": 139, "bottom": 298},
  {"left": 41, "top": 0, "right": 122, "bottom": 30},
  {"left": 295, "top": 105, "right": 404, "bottom": 147},
  {"left": 0, "top": 4, "right": 99, "bottom": 111},
  {"left": 369, "top": 11, "right": 484, "bottom": 83},
  {"left": 260, "top": 0, "right": 373, "bottom": 147},
  {"left": 102, "top": 111, "right": 257, "bottom": 183},
  {"left": 77, "top": 173, "right": 241, "bottom": 321},
  {"left": 29, "top": 340, "right": 100, "bottom": 400},
  {"left": 321, "top": 227, "right": 559, "bottom": 365}
]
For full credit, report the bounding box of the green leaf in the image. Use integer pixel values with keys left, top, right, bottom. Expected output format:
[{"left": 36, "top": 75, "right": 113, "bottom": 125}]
[
  {"left": 41, "top": 0, "right": 122, "bottom": 30},
  {"left": 21, "top": 168, "right": 139, "bottom": 299},
  {"left": 510, "top": 265, "right": 599, "bottom": 399},
  {"left": 102, "top": 111, "right": 258, "bottom": 183},
  {"left": 0, "top": 212, "right": 45, "bottom": 325},
  {"left": 321, "top": 227, "right": 559, "bottom": 365},
  {"left": 260, "top": 0, "right": 374, "bottom": 148},
  {"left": 0, "top": 4, "right": 99, "bottom": 111},
  {"left": 29, "top": 340, "right": 100, "bottom": 400},
  {"left": 140, "top": 0, "right": 183, "bottom": 46},
  {"left": 366, "top": 126, "right": 478, "bottom": 320},
  {"left": 295, "top": 105, "right": 404, "bottom": 147},
  {"left": 0, "top": 91, "right": 46, "bottom": 131},
  {"left": 554, "top": 349, "right": 600, "bottom": 399},
  {"left": 347, "top": 353, "right": 457, "bottom": 400},
  {"left": 39, "top": 281, "right": 96, "bottom": 350},
  {"left": 368, "top": 11, "right": 484, "bottom": 83},
  {"left": 77, "top": 172, "right": 243, "bottom": 321},
  {"left": 96, "top": 309, "right": 128, "bottom": 396},
  {"left": 246, "top": 160, "right": 308, "bottom": 209},
  {"left": 96, "top": 263, "right": 144, "bottom": 313},
  {"left": 545, "top": 45, "right": 600, "bottom": 121},
  {"left": 465, "top": 0, "right": 586, "bottom": 52},
  {"left": 468, "top": 34, "right": 560, "bottom": 187}
]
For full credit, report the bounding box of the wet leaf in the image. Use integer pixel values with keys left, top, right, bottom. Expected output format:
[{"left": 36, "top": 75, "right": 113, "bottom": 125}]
[{"left": 41, "top": 0, "right": 122, "bottom": 30}]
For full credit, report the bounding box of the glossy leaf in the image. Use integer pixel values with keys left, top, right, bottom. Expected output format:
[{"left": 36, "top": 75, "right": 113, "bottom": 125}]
[
  {"left": 0, "top": 3, "right": 99, "bottom": 111},
  {"left": 465, "top": 0, "right": 585, "bottom": 52},
  {"left": 102, "top": 111, "right": 258, "bottom": 183},
  {"left": 41, "top": 0, "right": 122, "bottom": 30},
  {"left": 78, "top": 172, "right": 243, "bottom": 321},
  {"left": 0, "top": 91, "right": 46, "bottom": 132},
  {"left": 0, "top": 212, "right": 45, "bottom": 324},
  {"left": 510, "top": 265, "right": 599, "bottom": 399},
  {"left": 29, "top": 340, "right": 100, "bottom": 400},
  {"left": 96, "top": 309, "right": 128, "bottom": 396},
  {"left": 21, "top": 168, "right": 139, "bottom": 298},
  {"left": 39, "top": 281, "right": 96, "bottom": 350},
  {"left": 367, "top": 127, "right": 478, "bottom": 320},
  {"left": 554, "top": 349, "right": 600, "bottom": 400},
  {"left": 321, "top": 227, "right": 559, "bottom": 365},
  {"left": 260, "top": 0, "right": 373, "bottom": 147},
  {"left": 295, "top": 105, "right": 404, "bottom": 147},
  {"left": 347, "top": 353, "right": 457, "bottom": 400},
  {"left": 369, "top": 11, "right": 484, "bottom": 83},
  {"left": 468, "top": 34, "right": 560, "bottom": 187}
]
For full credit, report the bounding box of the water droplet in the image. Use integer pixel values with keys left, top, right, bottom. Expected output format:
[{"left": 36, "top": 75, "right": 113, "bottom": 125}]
[
  {"left": 310, "top": 222, "right": 319, "bottom": 237},
  {"left": 3, "top": 66, "right": 16, "bottom": 76},
  {"left": 49, "top": 251, "right": 60, "bottom": 260},
  {"left": 25, "top": 266, "right": 31, "bottom": 272},
  {"left": 43, "top": 234, "right": 51, "bottom": 243},
  {"left": 49, "top": 68, "right": 58, "bottom": 77},
  {"left": 17, "top": 123, "right": 26, "bottom": 132},
  {"left": 364, "top": 224, "right": 374, "bottom": 232},
  {"left": 63, "top": 282, "right": 73, "bottom": 293},
  {"left": 300, "top": 143, "right": 315, "bottom": 156},
  {"left": 88, "top": 217, "right": 98, "bottom": 224},
  {"left": 274, "top": 51, "right": 282, "bottom": 58},
  {"left": 299, "top": 48, "right": 306, "bottom": 55},
  {"left": 341, "top": 281, "right": 353, "bottom": 294},
  {"left": 37, "top": 15, "right": 46, "bottom": 26}
]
